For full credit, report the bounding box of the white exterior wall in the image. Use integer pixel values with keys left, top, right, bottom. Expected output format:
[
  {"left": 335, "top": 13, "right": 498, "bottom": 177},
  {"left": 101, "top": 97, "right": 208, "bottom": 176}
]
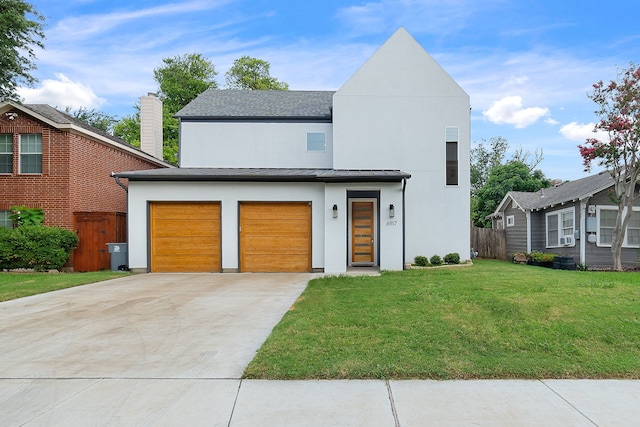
[
  {"left": 180, "top": 122, "right": 333, "bottom": 168},
  {"left": 333, "top": 28, "right": 471, "bottom": 262},
  {"left": 127, "top": 181, "right": 326, "bottom": 272},
  {"left": 324, "top": 183, "right": 405, "bottom": 274}
]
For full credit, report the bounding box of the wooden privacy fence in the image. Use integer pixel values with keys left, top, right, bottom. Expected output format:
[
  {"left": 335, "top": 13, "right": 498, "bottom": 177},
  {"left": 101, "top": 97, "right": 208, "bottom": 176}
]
[{"left": 471, "top": 226, "right": 507, "bottom": 260}]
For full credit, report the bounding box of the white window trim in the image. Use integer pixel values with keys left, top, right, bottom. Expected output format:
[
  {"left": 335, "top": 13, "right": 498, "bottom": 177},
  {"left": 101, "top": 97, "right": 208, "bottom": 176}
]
[
  {"left": 19, "top": 134, "right": 42, "bottom": 175},
  {"left": 306, "top": 131, "right": 326, "bottom": 152},
  {"left": 545, "top": 207, "right": 575, "bottom": 248},
  {"left": 0, "top": 134, "right": 12, "bottom": 174},
  {"left": 506, "top": 215, "right": 515, "bottom": 227},
  {"left": 596, "top": 206, "right": 640, "bottom": 248}
]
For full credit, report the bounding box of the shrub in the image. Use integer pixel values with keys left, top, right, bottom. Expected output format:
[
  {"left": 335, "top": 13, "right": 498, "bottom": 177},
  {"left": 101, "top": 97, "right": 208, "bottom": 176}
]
[
  {"left": 429, "top": 255, "right": 443, "bottom": 266},
  {"left": 443, "top": 253, "right": 460, "bottom": 264},
  {"left": 529, "top": 251, "right": 556, "bottom": 263},
  {"left": 414, "top": 255, "right": 429, "bottom": 267},
  {"left": 10, "top": 205, "right": 44, "bottom": 226},
  {"left": 0, "top": 225, "right": 78, "bottom": 271}
]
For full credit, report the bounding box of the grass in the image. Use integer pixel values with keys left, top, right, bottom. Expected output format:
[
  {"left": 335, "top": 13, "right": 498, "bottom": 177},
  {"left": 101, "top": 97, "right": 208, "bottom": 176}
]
[
  {"left": 244, "top": 259, "right": 640, "bottom": 380},
  {"left": 0, "top": 270, "right": 131, "bottom": 302}
]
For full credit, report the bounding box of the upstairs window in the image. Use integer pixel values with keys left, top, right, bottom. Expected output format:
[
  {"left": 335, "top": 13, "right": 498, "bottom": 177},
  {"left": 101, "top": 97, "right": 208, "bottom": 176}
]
[
  {"left": 307, "top": 132, "right": 326, "bottom": 151},
  {"left": 445, "top": 127, "right": 458, "bottom": 185},
  {"left": 19, "top": 134, "right": 42, "bottom": 174},
  {"left": 0, "top": 134, "right": 12, "bottom": 174}
]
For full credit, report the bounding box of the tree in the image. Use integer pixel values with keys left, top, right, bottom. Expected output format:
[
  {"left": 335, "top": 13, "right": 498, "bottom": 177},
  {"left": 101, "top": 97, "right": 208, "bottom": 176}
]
[
  {"left": 0, "top": 1, "right": 45, "bottom": 101},
  {"left": 472, "top": 161, "right": 550, "bottom": 227},
  {"left": 578, "top": 63, "right": 640, "bottom": 271},
  {"left": 225, "top": 56, "right": 289, "bottom": 90},
  {"left": 471, "top": 137, "right": 544, "bottom": 196},
  {"left": 64, "top": 106, "right": 117, "bottom": 134},
  {"left": 153, "top": 53, "right": 218, "bottom": 113},
  {"left": 115, "top": 53, "right": 218, "bottom": 165},
  {"left": 471, "top": 136, "right": 509, "bottom": 195}
]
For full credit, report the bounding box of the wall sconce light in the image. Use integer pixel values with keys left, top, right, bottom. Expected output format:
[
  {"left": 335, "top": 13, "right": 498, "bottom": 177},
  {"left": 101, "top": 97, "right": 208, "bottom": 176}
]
[
  {"left": 5, "top": 112, "right": 18, "bottom": 120},
  {"left": 332, "top": 204, "right": 338, "bottom": 218},
  {"left": 389, "top": 204, "right": 395, "bottom": 218}
]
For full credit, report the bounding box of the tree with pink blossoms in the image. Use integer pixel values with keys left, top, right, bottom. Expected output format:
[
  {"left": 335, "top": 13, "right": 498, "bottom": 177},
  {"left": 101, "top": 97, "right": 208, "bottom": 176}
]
[{"left": 579, "top": 63, "right": 640, "bottom": 270}]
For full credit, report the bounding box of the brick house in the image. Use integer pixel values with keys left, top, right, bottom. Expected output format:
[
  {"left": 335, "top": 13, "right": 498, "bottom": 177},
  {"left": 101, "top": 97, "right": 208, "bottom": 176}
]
[{"left": 0, "top": 97, "right": 170, "bottom": 271}]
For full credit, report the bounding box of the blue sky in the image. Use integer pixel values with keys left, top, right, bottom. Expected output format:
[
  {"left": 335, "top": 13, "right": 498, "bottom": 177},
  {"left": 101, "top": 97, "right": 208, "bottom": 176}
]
[{"left": 20, "top": 0, "right": 640, "bottom": 180}]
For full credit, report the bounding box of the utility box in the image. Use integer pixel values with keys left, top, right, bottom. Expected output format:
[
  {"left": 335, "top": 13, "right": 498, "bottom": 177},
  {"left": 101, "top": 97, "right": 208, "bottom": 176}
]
[{"left": 106, "top": 243, "right": 128, "bottom": 271}]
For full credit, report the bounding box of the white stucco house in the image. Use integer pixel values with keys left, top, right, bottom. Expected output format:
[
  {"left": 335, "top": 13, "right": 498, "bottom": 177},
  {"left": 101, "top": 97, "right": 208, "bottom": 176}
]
[{"left": 115, "top": 28, "right": 471, "bottom": 273}]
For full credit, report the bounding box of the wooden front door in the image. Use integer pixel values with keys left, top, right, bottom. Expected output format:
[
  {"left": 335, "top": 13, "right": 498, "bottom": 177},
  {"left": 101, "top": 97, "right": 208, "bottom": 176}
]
[
  {"left": 351, "top": 201, "right": 374, "bottom": 264},
  {"left": 73, "top": 212, "right": 126, "bottom": 272}
]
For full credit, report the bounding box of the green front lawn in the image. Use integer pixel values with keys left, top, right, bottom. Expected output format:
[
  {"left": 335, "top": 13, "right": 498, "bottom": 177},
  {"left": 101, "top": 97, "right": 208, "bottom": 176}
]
[
  {"left": 0, "top": 271, "right": 131, "bottom": 302},
  {"left": 245, "top": 259, "right": 640, "bottom": 380}
]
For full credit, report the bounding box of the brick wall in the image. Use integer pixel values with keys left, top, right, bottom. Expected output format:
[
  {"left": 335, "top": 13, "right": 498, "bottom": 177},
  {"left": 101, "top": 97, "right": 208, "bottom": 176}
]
[{"left": 0, "top": 110, "right": 164, "bottom": 230}]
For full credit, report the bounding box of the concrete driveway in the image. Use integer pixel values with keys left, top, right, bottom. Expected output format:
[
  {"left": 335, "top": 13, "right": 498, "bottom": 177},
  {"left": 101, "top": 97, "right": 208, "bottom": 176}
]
[{"left": 0, "top": 273, "right": 314, "bottom": 425}]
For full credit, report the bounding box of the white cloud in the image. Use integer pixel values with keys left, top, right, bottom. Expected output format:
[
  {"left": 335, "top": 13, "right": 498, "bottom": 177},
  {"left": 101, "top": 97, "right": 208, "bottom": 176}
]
[
  {"left": 559, "top": 121, "right": 608, "bottom": 142},
  {"left": 545, "top": 118, "right": 559, "bottom": 125},
  {"left": 482, "top": 96, "right": 550, "bottom": 128},
  {"left": 17, "top": 73, "right": 105, "bottom": 110}
]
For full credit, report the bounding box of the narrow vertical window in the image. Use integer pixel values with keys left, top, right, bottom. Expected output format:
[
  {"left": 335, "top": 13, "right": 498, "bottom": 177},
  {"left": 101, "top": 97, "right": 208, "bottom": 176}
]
[
  {"left": 445, "top": 127, "right": 458, "bottom": 185},
  {"left": 598, "top": 208, "right": 616, "bottom": 246},
  {"left": 546, "top": 213, "right": 559, "bottom": 246},
  {"left": 0, "top": 134, "right": 12, "bottom": 174},
  {"left": 19, "top": 134, "right": 42, "bottom": 174},
  {"left": 307, "top": 132, "right": 326, "bottom": 151}
]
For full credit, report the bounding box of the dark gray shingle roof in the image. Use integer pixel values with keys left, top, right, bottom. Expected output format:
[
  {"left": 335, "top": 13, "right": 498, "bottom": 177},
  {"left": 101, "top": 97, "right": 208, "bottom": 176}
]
[
  {"left": 508, "top": 172, "right": 614, "bottom": 211},
  {"left": 115, "top": 168, "right": 410, "bottom": 183},
  {"left": 175, "top": 90, "right": 335, "bottom": 120}
]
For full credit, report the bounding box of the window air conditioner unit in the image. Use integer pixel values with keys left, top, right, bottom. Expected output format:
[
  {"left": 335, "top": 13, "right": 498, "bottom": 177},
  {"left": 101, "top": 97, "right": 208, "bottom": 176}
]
[{"left": 560, "top": 236, "right": 574, "bottom": 246}]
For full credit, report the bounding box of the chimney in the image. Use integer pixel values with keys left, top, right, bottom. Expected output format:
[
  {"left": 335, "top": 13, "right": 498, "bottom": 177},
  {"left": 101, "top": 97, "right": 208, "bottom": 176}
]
[{"left": 140, "top": 93, "right": 163, "bottom": 160}]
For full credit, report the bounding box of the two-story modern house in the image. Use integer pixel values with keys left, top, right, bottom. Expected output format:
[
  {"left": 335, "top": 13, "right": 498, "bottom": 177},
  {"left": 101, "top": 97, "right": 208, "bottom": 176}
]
[
  {"left": 115, "top": 28, "right": 471, "bottom": 273},
  {"left": 0, "top": 97, "right": 170, "bottom": 271}
]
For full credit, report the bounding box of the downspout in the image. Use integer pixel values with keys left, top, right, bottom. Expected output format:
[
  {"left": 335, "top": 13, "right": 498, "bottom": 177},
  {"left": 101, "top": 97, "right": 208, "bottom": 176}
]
[
  {"left": 111, "top": 172, "right": 128, "bottom": 193},
  {"left": 580, "top": 199, "right": 587, "bottom": 266},
  {"left": 526, "top": 210, "right": 532, "bottom": 253},
  {"left": 402, "top": 177, "right": 407, "bottom": 269}
]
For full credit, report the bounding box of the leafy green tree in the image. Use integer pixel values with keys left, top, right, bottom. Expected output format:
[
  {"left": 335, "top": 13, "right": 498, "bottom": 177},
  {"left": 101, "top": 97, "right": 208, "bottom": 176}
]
[
  {"left": 472, "top": 161, "right": 550, "bottom": 227},
  {"left": 579, "top": 63, "right": 640, "bottom": 271},
  {"left": 64, "top": 106, "right": 117, "bottom": 134},
  {"left": 115, "top": 53, "right": 218, "bottom": 165},
  {"left": 154, "top": 53, "right": 218, "bottom": 112},
  {"left": 113, "top": 107, "right": 141, "bottom": 147},
  {"left": 0, "top": 0, "right": 45, "bottom": 101},
  {"left": 471, "top": 136, "right": 509, "bottom": 196},
  {"left": 225, "top": 56, "right": 289, "bottom": 90}
]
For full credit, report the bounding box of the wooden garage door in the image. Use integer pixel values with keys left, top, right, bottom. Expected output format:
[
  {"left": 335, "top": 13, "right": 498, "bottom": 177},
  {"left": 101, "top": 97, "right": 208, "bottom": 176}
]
[
  {"left": 150, "top": 202, "right": 221, "bottom": 272},
  {"left": 240, "top": 202, "right": 311, "bottom": 272}
]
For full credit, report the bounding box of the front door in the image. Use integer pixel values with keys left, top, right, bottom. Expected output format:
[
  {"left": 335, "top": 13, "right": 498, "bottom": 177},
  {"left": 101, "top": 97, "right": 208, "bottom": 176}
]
[{"left": 351, "top": 201, "right": 375, "bottom": 264}]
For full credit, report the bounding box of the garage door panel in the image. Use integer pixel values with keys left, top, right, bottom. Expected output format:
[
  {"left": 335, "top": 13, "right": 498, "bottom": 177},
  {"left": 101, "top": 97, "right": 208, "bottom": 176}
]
[
  {"left": 150, "top": 202, "right": 221, "bottom": 272},
  {"left": 240, "top": 202, "right": 311, "bottom": 273}
]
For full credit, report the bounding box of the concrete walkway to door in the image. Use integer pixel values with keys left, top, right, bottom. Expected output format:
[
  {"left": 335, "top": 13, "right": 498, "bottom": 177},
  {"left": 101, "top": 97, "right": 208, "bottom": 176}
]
[{"left": 2, "top": 273, "right": 640, "bottom": 426}]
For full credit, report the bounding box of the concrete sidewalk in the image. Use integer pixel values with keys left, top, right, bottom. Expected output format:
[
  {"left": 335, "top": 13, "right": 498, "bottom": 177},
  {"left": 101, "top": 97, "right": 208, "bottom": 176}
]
[{"left": 3, "top": 378, "right": 639, "bottom": 426}]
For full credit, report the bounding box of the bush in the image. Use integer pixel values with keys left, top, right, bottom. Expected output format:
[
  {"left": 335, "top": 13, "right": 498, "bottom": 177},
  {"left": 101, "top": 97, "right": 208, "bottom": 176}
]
[
  {"left": 529, "top": 251, "right": 556, "bottom": 263},
  {"left": 443, "top": 253, "right": 460, "bottom": 264},
  {"left": 0, "top": 225, "right": 78, "bottom": 271},
  {"left": 414, "top": 255, "right": 429, "bottom": 267},
  {"left": 429, "top": 255, "right": 443, "bottom": 266}
]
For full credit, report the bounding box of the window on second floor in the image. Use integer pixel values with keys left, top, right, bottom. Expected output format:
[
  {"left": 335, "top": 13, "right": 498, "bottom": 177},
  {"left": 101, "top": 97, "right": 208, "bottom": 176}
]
[
  {"left": 445, "top": 127, "right": 458, "bottom": 186},
  {"left": 307, "top": 132, "right": 326, "bottom": 151},
  {"left": 0, "top": 134, "right": 12, "bottom": 174},
  {"left": 506, "top": 215, "right": 515, "bottom": 227},
  {"left": 19, "top": 134, "right": 42, "bottom": 174},
  {"left": 546, "top": 207, "right": 575, "bottom": 247}
]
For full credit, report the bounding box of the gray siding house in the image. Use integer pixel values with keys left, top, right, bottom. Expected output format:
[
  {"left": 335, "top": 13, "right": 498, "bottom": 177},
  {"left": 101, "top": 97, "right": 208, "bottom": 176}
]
[{"left": 488, "top": 172, "right": 640, "bottom": 269}]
